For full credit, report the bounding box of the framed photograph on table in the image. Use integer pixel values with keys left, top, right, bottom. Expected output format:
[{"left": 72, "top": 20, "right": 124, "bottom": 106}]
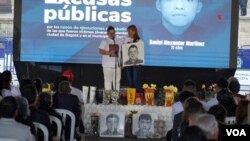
[
  {"left": 132, "top": 113, "right": 158, "bottom": 138},
  {"left": 99, "top": 112, "right": 125, "bottom": 138},
  {"left": 122, "top": 41, "right": 144, "bottom": 67}
]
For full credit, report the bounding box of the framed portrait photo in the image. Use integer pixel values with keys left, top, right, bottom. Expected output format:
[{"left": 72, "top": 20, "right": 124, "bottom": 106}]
[
  {"left": 99, "top": 112, "right": 125, "bottom": 138},
  {"left": 132, "top": 113, "right": 158, "bottom": 138},
  {"left": 122, "top": 41, "right": 144, "bottom": 67}
]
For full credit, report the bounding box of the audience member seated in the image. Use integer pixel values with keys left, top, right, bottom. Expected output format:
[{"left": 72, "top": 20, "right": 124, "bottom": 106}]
[
  {"left": 62, "top": 70, "right": 84, "bottom": 104},
  {"left": 179, "top": 126, "right": 207, "bottom": 141},
  {"left": 52, "top": 76, "right": 68, "bottom": 106},
  {"left": 33, "top": 78, "right": 43, "bottom": 95},
  {"left": 173, "top": 97, "right": 205, "bottom": 141},
  {"left": 53, "top": 81, "right": 82, "bottom": 141},
  {"left": 208, "top": 105, "right": 227, "bottom": 141},
  {"left": 15, "top": 95, "right": 37, "bottom": 139},
  {"left": 39, "top": 93, "right": 63, "bottom": 139},
  {"left": 22, "top": 84, "right": 53, "bottom": 141},
  {"left": 20, "top": 78, "right": 33, "bottom": 91},
  {"left": 236, "top": 100, "right": 249, "bottom": 125},
  {"left": 172, "top": 91, "right": 195, "bottom": 120},
  {"left": 228, "top": 79, "right": 246, "bottom": 105},
  {"left": 215, "top": 77, "right": 236, "bottom": 116},
  {"left": 1, "top": 70, "right": 21, "bottom": 97},
  {"left": 175, "top": 80, "right": 197, "bottom": 102},
  {"left": 171, "top": 91, "right": 195, "bottom": 141},
  {"left": 193, "top": 114, "right": 219, "bottom": 141},
  {"left": 0, "top": 96, "right": 33, "bottom": 141}
]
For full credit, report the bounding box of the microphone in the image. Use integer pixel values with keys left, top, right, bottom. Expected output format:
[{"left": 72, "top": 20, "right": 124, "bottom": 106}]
[{"left": 112, "top": 36, "right": 115, "bottom": 43}]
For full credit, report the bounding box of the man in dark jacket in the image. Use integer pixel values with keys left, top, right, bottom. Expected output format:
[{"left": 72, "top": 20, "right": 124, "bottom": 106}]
[
  {"left": 22, "top": 84, "right": 53, "bottom": 141},
  {"left": 53, "top": 81, "right": 82, "bottom": 141},
  {"left": 215, "top": 78, "right": 237, "bottom": 117}
]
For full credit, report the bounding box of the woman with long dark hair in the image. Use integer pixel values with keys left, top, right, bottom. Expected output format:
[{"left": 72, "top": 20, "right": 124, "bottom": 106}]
[{"left": 123, "top": 25, "right": 143, "bottom": 92}]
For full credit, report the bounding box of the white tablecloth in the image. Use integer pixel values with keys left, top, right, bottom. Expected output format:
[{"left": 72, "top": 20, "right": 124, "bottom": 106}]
[{"left": 83, "top": 104, "right": 173, "bottom": 135}]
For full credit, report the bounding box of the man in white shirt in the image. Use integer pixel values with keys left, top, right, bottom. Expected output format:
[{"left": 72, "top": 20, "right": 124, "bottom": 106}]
[
  {"left": 99, "top": 26, "right": 122, "bottom": 91},
  {"left": 62, "top": 70, "right": 84, "bottom": 103},
  {"left": 0, "top": 96, "right": 33, "bottom": 141}
]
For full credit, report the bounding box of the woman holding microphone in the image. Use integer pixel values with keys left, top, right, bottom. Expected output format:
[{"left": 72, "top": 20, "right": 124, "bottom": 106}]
[{"left": 99, "top": 26, "right": 122, "bottom": 91}]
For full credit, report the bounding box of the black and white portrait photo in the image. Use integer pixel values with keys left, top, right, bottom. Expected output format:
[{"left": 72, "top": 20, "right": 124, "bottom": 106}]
[
  {"left": 122, "top": 41, "right": 144, "bottom": 67},
  {"left": 132, "top": 113, "right": 158, "bottom": 138},
  {"left": 99, "top": 112, "right": 125, "bottom": 137}
]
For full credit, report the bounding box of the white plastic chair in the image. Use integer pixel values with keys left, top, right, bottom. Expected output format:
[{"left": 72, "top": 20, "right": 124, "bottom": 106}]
[
  {"left": 49, "top": 115, "right": 62, "bottom": 140},
  {"left": 0, "top": 138, "right": 19, "bottom": 141},
  {"left": 33, "top": 122, "right": 49, "bottom": 141},
  {"left": 55, "top": 109, "right": 76, "bottom": 141},
  {"left": 225, "top": 117, "right": 236, "bottom": 125}
]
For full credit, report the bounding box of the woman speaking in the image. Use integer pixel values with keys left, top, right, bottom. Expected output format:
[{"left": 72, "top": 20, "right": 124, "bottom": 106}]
[{"left": 99, "top": 26, "right": 121, "bottom": 91}]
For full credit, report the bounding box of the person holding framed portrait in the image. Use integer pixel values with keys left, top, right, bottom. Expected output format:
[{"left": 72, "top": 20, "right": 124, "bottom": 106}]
[{"left": 123, "top": 25, "right": 144, "bottom": 93}]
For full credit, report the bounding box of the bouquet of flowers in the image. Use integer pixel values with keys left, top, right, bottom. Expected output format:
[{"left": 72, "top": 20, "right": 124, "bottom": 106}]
[
  {"left": 200, "top": 83, "right": 216, "bottom": 101},
  {"left": 143, "top": 84, "right": 157, "bottom": 106},
  {"left": 163, "top": 85, "right": 178, "bottom": 107}
]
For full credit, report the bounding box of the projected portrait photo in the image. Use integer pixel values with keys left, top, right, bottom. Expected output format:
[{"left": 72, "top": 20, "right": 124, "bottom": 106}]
[
  {"left": 132, "top": 113, "right": 158, "bottom": 138},
  {"left": 99, "top": 112, "right": 125, "bottom": 137},
  {"left": 122, "top": 42, "right": 144, "bottom": 67}
]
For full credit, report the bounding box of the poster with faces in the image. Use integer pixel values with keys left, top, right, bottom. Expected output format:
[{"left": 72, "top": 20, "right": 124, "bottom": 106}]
[
  {"left": 99, "top": 112, "right": 125, "bottom": 137},
  {"left": 122, "top": 41, "right": 144, "bottom": 67},
  {"left": 132, "top": 113, "right": 158, "bottom": 138}
]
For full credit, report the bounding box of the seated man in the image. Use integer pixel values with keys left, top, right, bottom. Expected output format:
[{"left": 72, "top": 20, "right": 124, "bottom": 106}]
[
  {"left": 39, "top": 93, "right": 63, "bottom": 139},
  {"left": 53, "top": 81, "right": 82, "bottom": 140},
  {"left": 193, "top": 114, "right": 219, "bottom": 141},
  {"left": 62, "top": 70, "right": 84, "bottom": 104},
  {"left": 135, "top": 114, "right": 154, "bottom": 138},
  {"left": 22, "top": 84, "right": 53, "bottom": 141},
  {"left": 0, "top": 96, "right": 33, "bottom": 141}
]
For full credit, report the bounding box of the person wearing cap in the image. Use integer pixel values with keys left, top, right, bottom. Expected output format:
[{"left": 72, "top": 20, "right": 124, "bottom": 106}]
[
  {"left": 215, "top": 77, "right": 237, "bottom": 116},
  {"left": 62, "top": 70, "right": 84, "bottom": 104}
]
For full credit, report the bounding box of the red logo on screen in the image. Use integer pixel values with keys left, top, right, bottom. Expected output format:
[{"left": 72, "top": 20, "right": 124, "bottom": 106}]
[{"left": 217, "top": 15, "right": 223, "bottom": 21}]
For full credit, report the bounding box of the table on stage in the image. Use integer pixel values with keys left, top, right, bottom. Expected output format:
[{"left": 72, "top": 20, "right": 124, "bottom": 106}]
[{"left": 83, "top": 104, "right": 173, "bottom": 139}]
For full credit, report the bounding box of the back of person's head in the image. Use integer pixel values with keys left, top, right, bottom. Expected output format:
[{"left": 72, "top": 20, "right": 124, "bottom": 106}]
[
  {"left": 21, "top": 84, "right": 38, "bottom": 105},
  {"left": 228, "top": 80, "right": 240, "bottom": 94},
  {"left": 20, "top": 78, "right": 33, "bottom": 92},
  {"left": 228, "top": 76, "right": 239, "bottom": 84},
  {"left": 62, "top": 70, "right": 74, "bottom": 83},
  {"left": 183, "top": 80, "right": 197, "bottom": 94},
  {"left": 33, "top": 78, "right": 43, "bottom": 93},
  {"left": 58, "top": 81, "right": 71, "bottom": 94},
  {"left": 38, "top": 93, "right": 52, "bottom": 109},
  {"left": 179, "top": 126, "right": 207, "bottom": 141},
  {"left": 208, "top": 104, "right": 227, "bottom": 124},
  {"left": 53, "top": 76, "right": 68, "bottom": 92},
  {"left": 236, "top": 100, "right": 249, "bottom": 125},
  {"left": 183, "top": 97, "right": 205, "bottom": 123},
  {"left": 0, "top": 96, "right": 18, "bottom": 118},
  {"left": 179, "top": 91, "right": 195, "bottom": 103},
  {"left": 2, "top": 70, "right": 12, "bottom": 89},
  {"left": 194, "top": 114, "right": 219, "bottom": 140},
  {"left": 216, "top": 77, "right": 228, "bottom": 89}
]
